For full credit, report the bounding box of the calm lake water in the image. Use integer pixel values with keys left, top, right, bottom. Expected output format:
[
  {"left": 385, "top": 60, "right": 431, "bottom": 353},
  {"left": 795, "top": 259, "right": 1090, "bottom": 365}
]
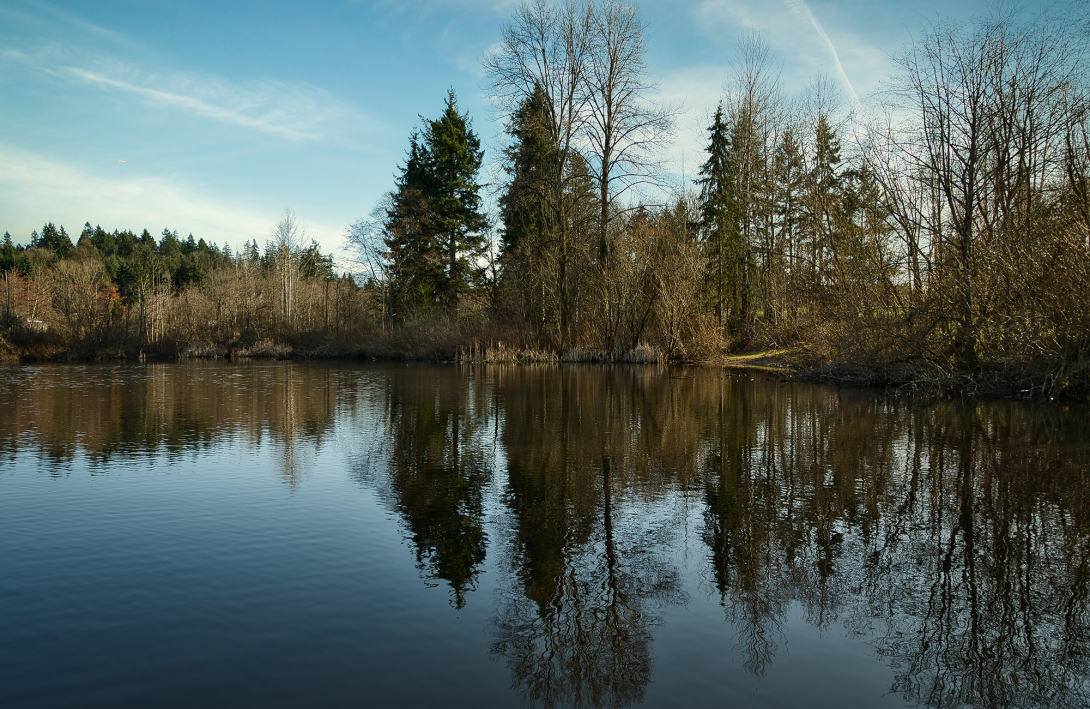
[{"left": 2, "top": 361, "right": 1089, "bottom": 708}]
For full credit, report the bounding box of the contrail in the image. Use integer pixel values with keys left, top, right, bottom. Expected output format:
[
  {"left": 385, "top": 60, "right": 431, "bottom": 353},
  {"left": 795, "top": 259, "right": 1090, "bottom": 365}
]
[{"left": 784, "top": 0, "right": 861, "bottom": 108}]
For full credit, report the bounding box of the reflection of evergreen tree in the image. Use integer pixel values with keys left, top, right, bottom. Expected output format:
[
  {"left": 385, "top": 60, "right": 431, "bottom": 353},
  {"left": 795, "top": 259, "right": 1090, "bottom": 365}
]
[
  {"left": 377, "top": 368, "right": 493, "bottom": 609},
  {"left": 8, "top": 362, "right": 1090, "bottom": 708},
  {"left": 701, "top": 381, "right": 788, "bottom": 675}
]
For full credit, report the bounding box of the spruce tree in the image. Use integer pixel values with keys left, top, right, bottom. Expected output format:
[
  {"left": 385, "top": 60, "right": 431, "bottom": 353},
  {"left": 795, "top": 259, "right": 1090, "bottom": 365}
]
[
  {"left": 424, "top": 90, "right": 487, "bottom": 312},
  {"left": 36, "top": 223, "right": 73, "bottom": 259},
  {"left": 807, "top": 115, "right": 842, "bottom": 286},
  {"left": 385, "top": 90, "right": 486, "bottom": 316},
  {"left": 773, "top": 128, "right": 805, "bottom": 291},
  {"left": 385, "top": 131, "right": 442, "bottom": 317},
  {"left": 697, "top": 104, "right": 739, "bottom": 330},
  {"left": 1, "top": 232, "right": 15, "bottom": 273},
  {"left": 499, "top": 83, "right": 554, "bottom": 257}
]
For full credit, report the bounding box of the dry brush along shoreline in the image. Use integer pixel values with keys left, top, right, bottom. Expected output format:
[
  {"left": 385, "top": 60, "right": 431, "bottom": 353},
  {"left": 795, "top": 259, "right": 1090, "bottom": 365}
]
[{"left": 2, "top": 322, "right": 1085, "bottom": 403}]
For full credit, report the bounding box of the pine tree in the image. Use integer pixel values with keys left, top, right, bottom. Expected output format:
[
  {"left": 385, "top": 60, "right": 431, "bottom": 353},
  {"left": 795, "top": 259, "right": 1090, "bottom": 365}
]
[
  {"left": 78, "top": 222, "right": 95, "bottom": 251},
  {"left": 807, "top": 115, "right": 842, "bottom": 286},
  {"left": 1, "top": 232, "right": 15, "bottom": 273},
  {"left": 385, "top": 90, "right": 487, "bottom": 317},
  {"left": 424, "top": 90, "right": 487, "bottom": 312},
  {"left": 697, "top": 104, "right": 739, "bottom": 331},
  {"left": 773, "top": 128, "right": 805, "bottom": 305},
  {"left": 385, "top": 131, "right": 442, "bottom": 317},
  {"left": 160, "top": 229, "right": 181, "bottom": 258},
  {"left": 499, "top": 83, "right": 554, "bottom": 257},
  {"left": 36, "top": 223, "right": 73, "bottom": 259}
]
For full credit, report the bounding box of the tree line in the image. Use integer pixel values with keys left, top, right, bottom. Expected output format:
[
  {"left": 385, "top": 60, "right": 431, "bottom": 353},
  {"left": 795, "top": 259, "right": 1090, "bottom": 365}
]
[
  {"left": 346, "top": 0, "right": 1089, "bottom": 395},
  {"left": 1, "top": 210, "right": 366, "bottom": 357},
  {"left": 3, "top": 0, "right": 1088, "bottom": 396}
]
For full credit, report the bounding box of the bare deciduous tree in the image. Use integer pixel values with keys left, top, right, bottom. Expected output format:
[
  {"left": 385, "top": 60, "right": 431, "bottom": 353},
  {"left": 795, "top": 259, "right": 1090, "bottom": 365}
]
[
  {"left": 270, "top": 207, "right": 306, "bottom": 324},
  {"left": 583, "top": 0, "right": 674, "bottom": 260},
  {"left": 485, "top": 0, "right": 596, "bottom": 349}
]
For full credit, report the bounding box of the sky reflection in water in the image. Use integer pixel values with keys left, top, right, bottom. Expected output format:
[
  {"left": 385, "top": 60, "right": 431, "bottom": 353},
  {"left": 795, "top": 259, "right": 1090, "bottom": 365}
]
[{"left": 1, "top": 361, "right": 1088, "bottom": 709}]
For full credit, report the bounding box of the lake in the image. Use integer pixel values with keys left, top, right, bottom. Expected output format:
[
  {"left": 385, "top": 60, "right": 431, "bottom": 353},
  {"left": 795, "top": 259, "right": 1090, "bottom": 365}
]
[{"left": 2, "top": 361, "right": 1089, "bottom": 708}]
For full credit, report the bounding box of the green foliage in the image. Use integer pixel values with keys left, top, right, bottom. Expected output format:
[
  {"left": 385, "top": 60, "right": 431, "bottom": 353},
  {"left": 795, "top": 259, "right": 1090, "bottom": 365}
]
[
  {"left": 299, "top": 241, "right": 335, "bottom": 280},
  {"left": 174, "top": 259, "right": 207, "bottom": 289},
  {"left": 159, "top": 229, "right": 181, "bottom": 258},
  {"left": 35, "top": 223, "right": 73, "bottom": 259},
  {"left": 0, "top": 232, "right": 15, "bottom": 273},
  {"left": 3, "top": 217, "right": 334, "bottom": 304},
  {"left": 499, "top": 84, "right": 554, "bottom": 256},
  {"left": 697, "top": 104, "right": 742, "bottom": 328},
  {"left": 384, "top": 89, "right": 487, "bottom": 318},
  {"left": 116, "top": 230, "right": 137, "bottom": 257}
]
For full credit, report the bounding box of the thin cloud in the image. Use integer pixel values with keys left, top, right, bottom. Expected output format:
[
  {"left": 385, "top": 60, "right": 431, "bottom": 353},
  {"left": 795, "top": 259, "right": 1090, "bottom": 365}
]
[
  {"left": 63, "top": 65, "right": 363, "bottom": 143},
  {"left": 65, "top": 67, "right": 326, "bottom": 142},
  {"left": 694, "top": 0, "right": 878, "bottom": 104},
  {"left": 0, "top": 144, "right": 349, "bottom": 262},
  {"left": 0, "top": 0, "right": 127, "bottom": 44},
  {"left": 783, "top": 0, "right": 861, "bottom": 107},
  {"left": 0, "top": 43, "right": 373, "bottom": 145}
]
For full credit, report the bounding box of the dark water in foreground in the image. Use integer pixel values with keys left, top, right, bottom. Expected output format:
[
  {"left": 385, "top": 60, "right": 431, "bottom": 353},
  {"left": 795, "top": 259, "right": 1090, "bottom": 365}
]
[{"left": 2, "top": 362, "right": 1089, "bottom": 709}]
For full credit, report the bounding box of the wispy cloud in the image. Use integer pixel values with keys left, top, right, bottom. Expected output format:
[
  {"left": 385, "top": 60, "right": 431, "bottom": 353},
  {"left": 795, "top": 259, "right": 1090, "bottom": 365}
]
[
  {"left": 693, "top": 0, "right": 882, "bottom": 104},
  {"left": 0, "top": 43, "right": 372, "bottom": 145},
  {"left": 63, "top": 67, "right": 334, "bottom": 142},
  {"left": 0, "top": 144, "right": 349, "bottom": 261},
  {"left": 0, "top": 0, "right": 127, "bottom": 44},
  {"left": 783, "top": 0, "right": 860, "bottom": 107}
]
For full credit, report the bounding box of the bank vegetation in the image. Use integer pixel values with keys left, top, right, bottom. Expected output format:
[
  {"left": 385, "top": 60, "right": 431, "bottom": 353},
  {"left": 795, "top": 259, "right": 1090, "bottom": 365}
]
[{"left": 2, "top": 1, "right": 1089, "bottom": 400}]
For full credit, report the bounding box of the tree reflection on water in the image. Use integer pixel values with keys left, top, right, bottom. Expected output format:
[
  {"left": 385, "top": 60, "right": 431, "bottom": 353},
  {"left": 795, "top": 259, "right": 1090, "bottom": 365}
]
[
  {"left": 697, "top": 379, "right": 1090, "bottom": 707},
  {"left": 361, "top": 365, "right": 497, "bottom": 609},
  {"left": 5, "top": 362, "right": 1090, "bottom": 708},
  {"left": 488, "top": 366, "right": 687, "bottom": 708}
]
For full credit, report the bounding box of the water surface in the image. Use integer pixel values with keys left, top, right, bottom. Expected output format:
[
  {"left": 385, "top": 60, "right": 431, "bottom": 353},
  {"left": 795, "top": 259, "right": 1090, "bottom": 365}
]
[{"left": 2, "top": 361, "right": 1088, "bottom": 708}]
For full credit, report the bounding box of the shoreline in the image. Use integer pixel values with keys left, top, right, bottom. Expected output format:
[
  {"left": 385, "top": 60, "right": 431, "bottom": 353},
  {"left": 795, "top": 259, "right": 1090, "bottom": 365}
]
[{"left": 2, "top": 336, "right": 1085, "bottom": 403}]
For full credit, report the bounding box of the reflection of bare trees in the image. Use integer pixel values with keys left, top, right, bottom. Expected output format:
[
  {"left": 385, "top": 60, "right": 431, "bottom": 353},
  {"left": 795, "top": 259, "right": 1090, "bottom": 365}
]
[
  {"left": 0, "top": 362, "right": 343, "bottom": 486},
  {"left": 699, "top": 377, "right": 1090, "bottom": 708},
  {"left": 8, "top": 362, "right": 1090, "bottom": 708},
  {"left": 854, "top": 405, "right": 1090, "bottom": 709},
  {"left": 360, "top": 364, "right": 1090, "bottom": 708},
  {"left": 489, "top": 366, "right": 686, "bottom": 708}
]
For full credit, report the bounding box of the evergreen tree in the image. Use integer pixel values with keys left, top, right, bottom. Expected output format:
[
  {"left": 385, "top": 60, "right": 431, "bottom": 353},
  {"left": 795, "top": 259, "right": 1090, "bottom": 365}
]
[
  {"left": 1, "top": 232, "right": 15, "bottom": 273},
  {"left": 423, "top": 90, "right": 487, "bottom": 312},
  {"left": 385, "top": 132, "right": 442, "bottom": 317},
  {"left": 805, "top": 115, "right": 843, "bottom": 286},
  {"left": 160, "top": 229, "right": 181, "bottom": 258},
  {"left": 385, "top": 90, "right": 486, "bottom": 316},
  {"left": 116, "top": 230, "right": 136, "bottom": 257},
  {"left": 499, "top": 84, "right": 555, "bottom": 257},
  {"left": 92, "top": 225, "right": 115, "bottom": 255},
  {"left": 697, "top": 104, "right": 739, "bottom": 330},
  {"left": 773, "top": 128, "right": 805, "bottom": 288},
  {"left": 78, "top": 222, "right": 95, "bottom": 251},
  {"left": 36, "top": 223, "right": 73, "bottom": 259}
]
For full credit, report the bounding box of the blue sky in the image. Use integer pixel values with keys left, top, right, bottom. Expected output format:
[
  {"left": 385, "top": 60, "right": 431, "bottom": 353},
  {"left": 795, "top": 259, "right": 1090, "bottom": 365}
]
[{"left": 0, "top": 0, "right": 1034, "bottom": 263}]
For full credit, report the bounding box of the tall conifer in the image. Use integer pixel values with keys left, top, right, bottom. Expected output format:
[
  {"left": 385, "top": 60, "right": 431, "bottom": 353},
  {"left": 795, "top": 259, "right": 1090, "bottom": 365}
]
[
  {"left": 385, "top": 90, "right": 486, "bottom": 316},
  {"left": 697, "top": 104, "right": 739, "bottom": 330},
  {"left": 499, "top": 84, "right": 554, "bottom": 257}
]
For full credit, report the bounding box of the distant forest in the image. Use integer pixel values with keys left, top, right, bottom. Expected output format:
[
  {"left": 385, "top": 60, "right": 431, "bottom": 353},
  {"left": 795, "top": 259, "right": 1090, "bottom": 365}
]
[{"left": 3, "top": 0, "right": 1089, "bottom": 398}]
